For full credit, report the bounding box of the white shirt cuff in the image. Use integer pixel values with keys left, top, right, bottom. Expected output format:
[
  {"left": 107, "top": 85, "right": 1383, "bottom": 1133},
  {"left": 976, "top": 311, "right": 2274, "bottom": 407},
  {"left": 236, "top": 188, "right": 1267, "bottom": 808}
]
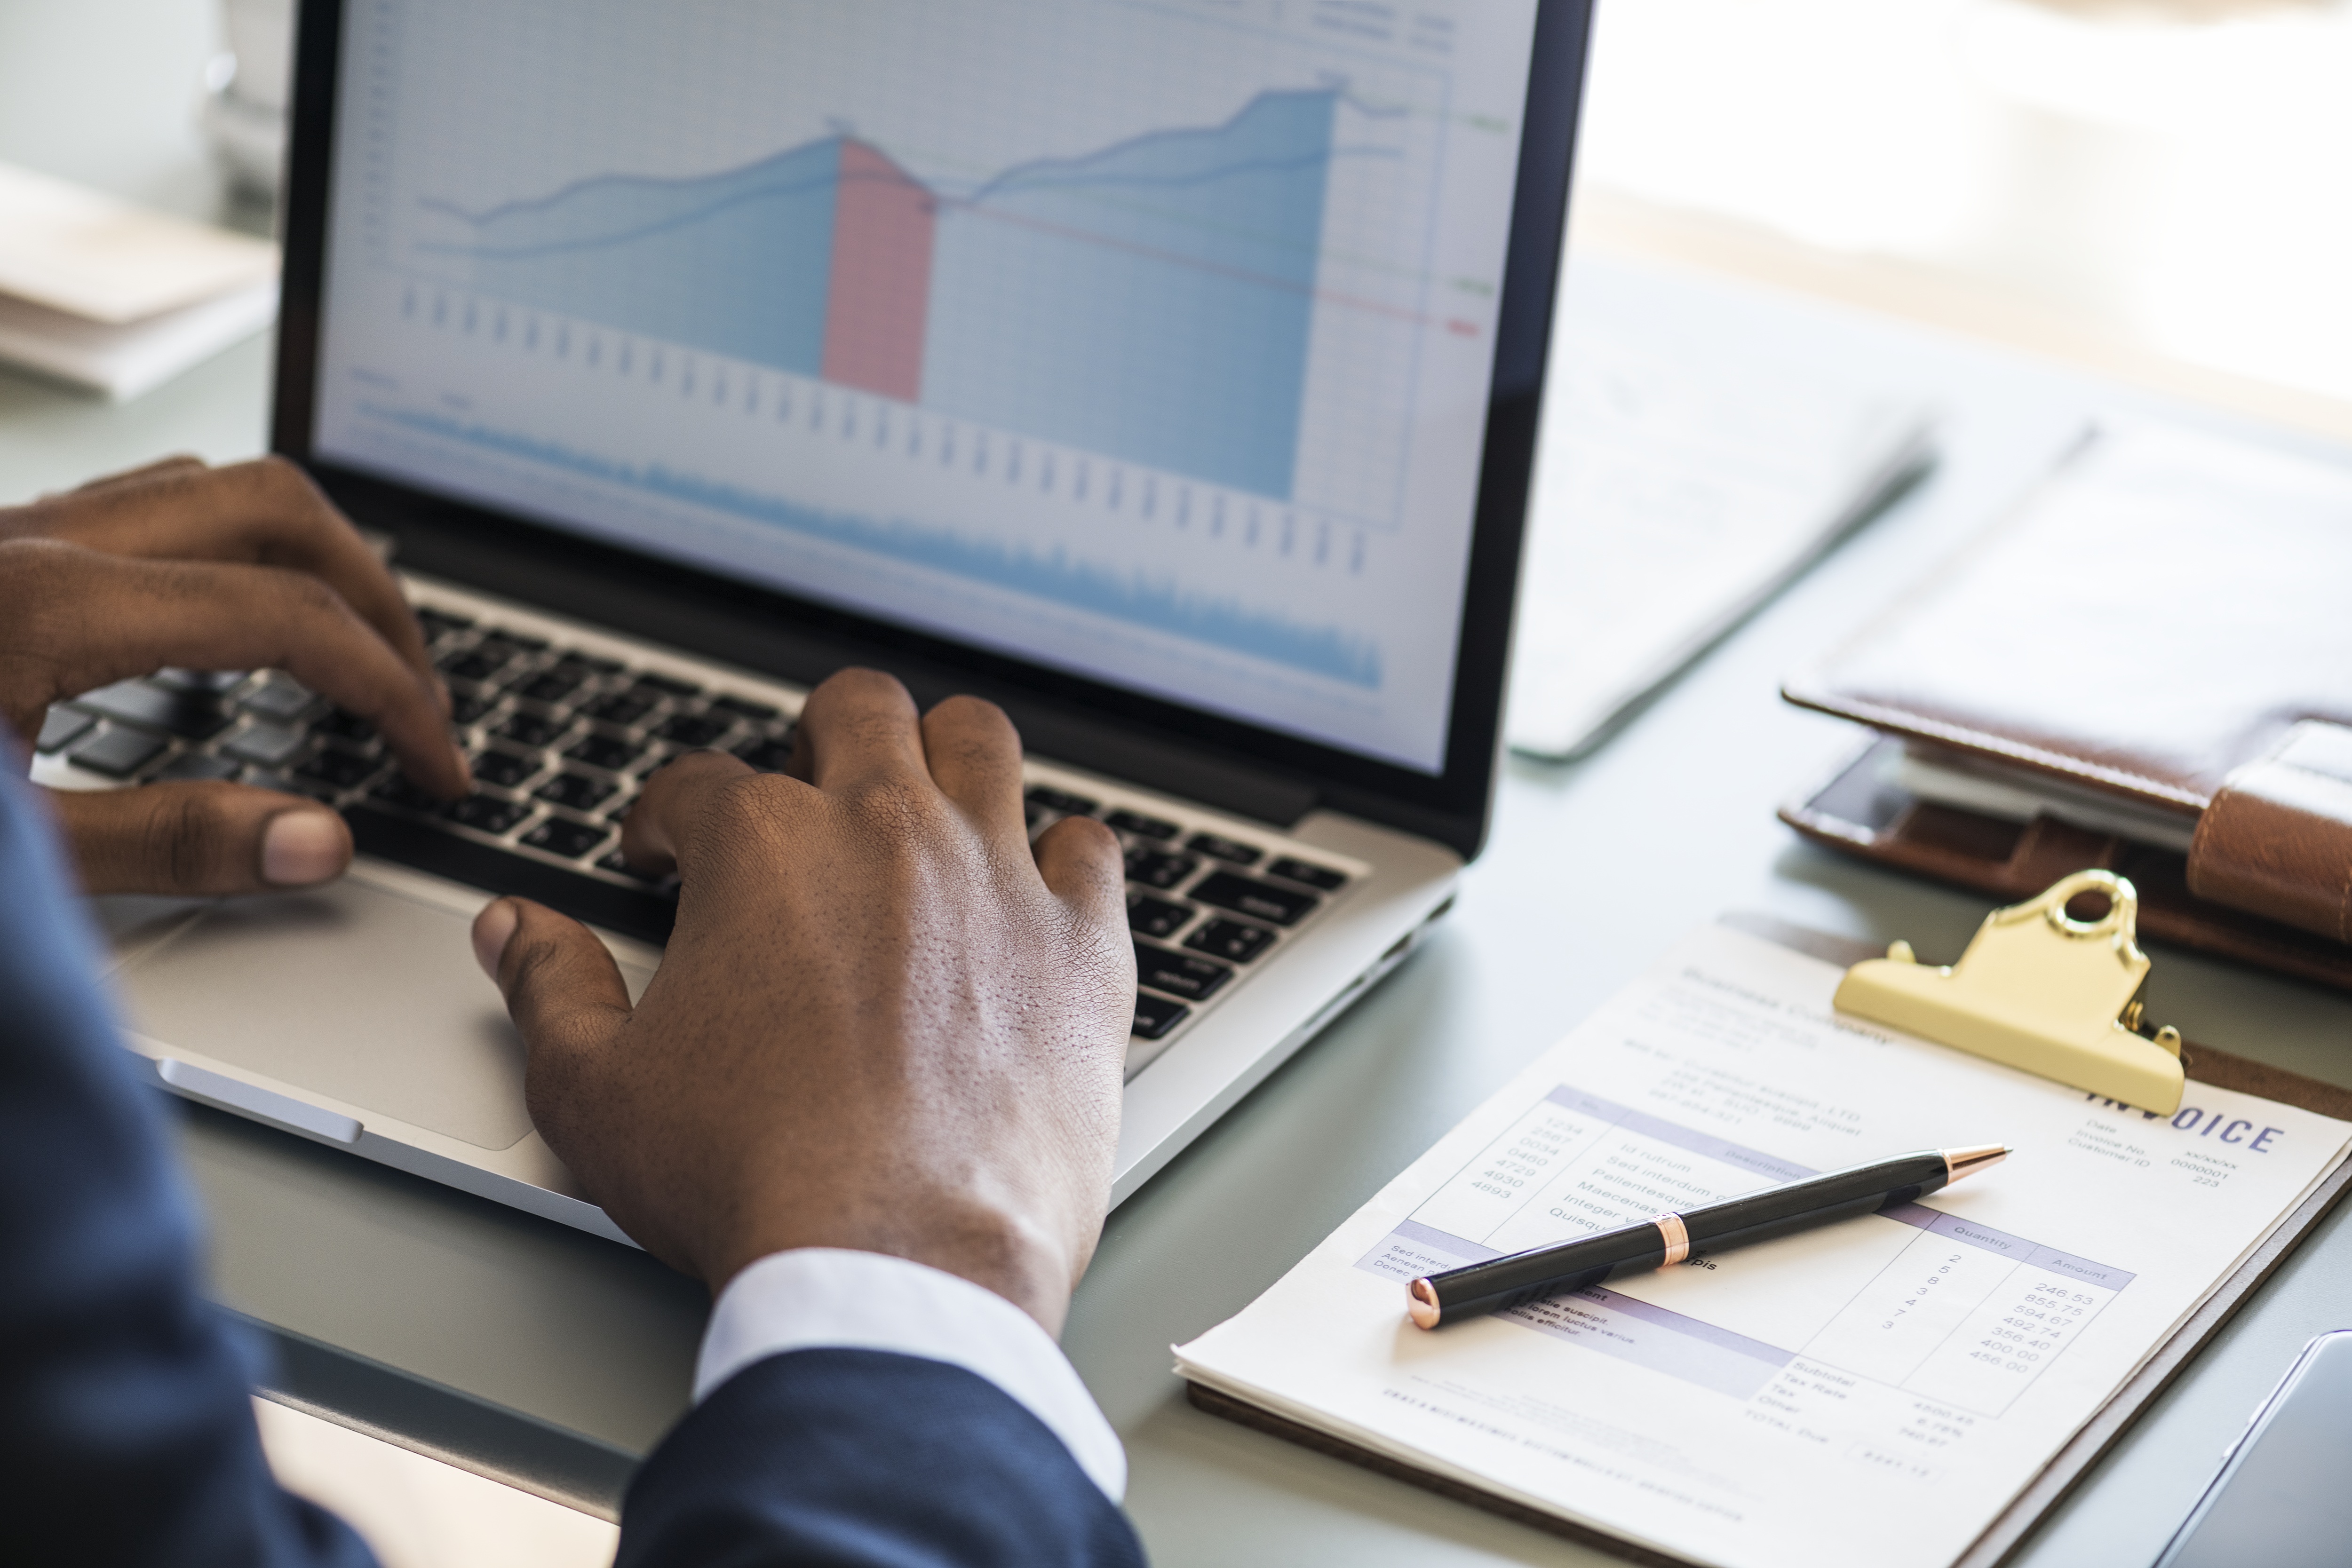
[{"left": 695, "top": 1248, "right": 1126, "bottom": 1503}]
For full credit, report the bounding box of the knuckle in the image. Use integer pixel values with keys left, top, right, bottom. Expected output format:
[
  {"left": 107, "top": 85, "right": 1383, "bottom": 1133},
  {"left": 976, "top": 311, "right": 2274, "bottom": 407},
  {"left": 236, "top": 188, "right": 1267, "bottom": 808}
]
[
  {"left": 248, "top": 453, "right": 312, "bottom": 502},
  {"left": 690, "top": 771, "right": 801, "bottom": 856},
  {"left": 928, "top": 692, "right": 1011, "bottom": 734},
  {"left": 278, "top": 569, "right": 343, "bottom": 617},
  {"left": 504, "top": 929, "right": 572, "bottom": 995},
  {"left": 1045, "top": 813, "right": 1122, "bottom": 870},
  {"left": 848, "top": 773, "right": 945, "bottom": 831},
  {"left": 142, "top": 785, "right": 236, "bottom": 888},
  {"left": 825, "top": 665, "right": 906, "bottom": 698}
]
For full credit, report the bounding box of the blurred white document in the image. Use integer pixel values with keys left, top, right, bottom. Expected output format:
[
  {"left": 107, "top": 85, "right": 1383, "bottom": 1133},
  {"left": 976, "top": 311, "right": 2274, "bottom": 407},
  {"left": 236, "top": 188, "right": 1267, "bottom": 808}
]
[
  {"left": 1508, "top": 312, "right": 1933, "bottom": 759},
  {"left": 1178, "top": 923, "right": 2351, "bottom": 1568},
  {"left": 0, "top": 162, "right": 278, "bottom": 398}
]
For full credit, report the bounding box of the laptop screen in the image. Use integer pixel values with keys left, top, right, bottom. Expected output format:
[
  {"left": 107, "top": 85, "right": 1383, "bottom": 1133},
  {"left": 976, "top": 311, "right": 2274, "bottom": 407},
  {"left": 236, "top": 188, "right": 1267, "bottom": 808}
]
[{"left": 309, "top": 0, "right": 1544, "bottom": 776}]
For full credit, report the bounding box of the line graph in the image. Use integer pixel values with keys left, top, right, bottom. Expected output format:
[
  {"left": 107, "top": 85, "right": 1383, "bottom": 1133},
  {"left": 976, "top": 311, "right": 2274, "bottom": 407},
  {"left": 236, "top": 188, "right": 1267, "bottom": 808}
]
[{"left": 425, "top": 90, "right": 1353, "bottom": 500}]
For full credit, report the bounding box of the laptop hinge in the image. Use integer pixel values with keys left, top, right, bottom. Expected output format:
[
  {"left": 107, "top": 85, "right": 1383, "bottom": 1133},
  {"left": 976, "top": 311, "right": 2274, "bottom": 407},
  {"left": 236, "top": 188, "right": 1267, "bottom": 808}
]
[{"left": 383, "top": 522, "right": 1324, "bottom": 831}]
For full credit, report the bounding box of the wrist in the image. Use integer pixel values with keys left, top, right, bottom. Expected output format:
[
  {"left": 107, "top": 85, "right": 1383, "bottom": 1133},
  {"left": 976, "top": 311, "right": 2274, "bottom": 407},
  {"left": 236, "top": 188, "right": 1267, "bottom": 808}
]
[{"left": 702, "top": 1196, "right": 1079, "bottom": 1336}]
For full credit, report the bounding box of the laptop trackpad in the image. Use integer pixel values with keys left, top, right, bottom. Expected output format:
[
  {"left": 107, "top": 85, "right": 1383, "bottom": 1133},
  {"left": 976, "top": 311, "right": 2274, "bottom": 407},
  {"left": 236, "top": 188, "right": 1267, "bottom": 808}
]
[{"left": 112, "top": 872, "right": 649, "bottom": 1151}]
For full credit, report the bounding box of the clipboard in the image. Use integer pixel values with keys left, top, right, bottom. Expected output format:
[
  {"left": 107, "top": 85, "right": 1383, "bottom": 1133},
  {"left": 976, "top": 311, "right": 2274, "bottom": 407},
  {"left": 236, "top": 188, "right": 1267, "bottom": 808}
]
[{"left": 1186, "top": 903, "right": 2352, "bottom": 1568}]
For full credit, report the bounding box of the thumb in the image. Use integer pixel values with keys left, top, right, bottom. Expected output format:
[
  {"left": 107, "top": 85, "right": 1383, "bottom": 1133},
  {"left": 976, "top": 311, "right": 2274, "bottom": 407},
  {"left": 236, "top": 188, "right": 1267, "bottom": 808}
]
[
  {"left": 45, "top": 782, "right": 352, "bottom": 896},
  {"left": 471, "top": 896, "right": 634, "bottom": 1101}
]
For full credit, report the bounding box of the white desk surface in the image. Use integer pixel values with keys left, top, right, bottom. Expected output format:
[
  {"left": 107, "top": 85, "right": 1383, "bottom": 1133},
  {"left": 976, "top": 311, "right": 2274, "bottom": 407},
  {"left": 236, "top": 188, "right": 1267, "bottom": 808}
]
[{"left": 10, "top": 9, "right": 2352, "bottom": 1563}]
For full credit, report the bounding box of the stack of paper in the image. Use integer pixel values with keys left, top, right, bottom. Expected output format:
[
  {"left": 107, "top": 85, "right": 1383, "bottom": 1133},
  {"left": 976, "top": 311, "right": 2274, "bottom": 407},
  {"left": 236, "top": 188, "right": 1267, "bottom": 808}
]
[
  {"left": 0, "top": 162, "right": 279, "bottom": 399},
  {"left": 1508, "top": 310, "right": 1935, "bottom": 760}
]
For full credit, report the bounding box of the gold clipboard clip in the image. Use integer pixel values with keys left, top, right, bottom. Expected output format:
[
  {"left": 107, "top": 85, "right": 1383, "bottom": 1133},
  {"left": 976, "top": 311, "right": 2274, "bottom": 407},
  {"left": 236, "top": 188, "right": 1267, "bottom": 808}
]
[{"left": 1834, "top": 870, "right": 2186, "bottom": 1115}]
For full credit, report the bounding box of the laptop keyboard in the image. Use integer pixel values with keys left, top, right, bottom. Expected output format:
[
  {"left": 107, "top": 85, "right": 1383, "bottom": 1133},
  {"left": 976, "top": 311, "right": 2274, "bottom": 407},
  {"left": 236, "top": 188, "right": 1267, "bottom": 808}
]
[
  {"left": 1015, "top": 785, "right": 1353, "bottom": 1046},
  {"left": 38, "top": 598, "right": 1356, "bottom": 1053}
]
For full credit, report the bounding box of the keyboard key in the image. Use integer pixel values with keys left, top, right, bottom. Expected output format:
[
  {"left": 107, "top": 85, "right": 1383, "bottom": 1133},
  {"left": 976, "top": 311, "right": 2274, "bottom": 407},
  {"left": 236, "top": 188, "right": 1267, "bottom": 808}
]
[
  {"left": 295, "top": 748, "right": 381, "bottom": 791},
  {"left": 1106, "top": 809, "right": 1180, "bottom": 841},
  {"left": 657, "top": 712, "right": 731, "bottom": 748},
  {"left": 370, "top": 774, "right": 442, "bottom": 812},
  {"left": 470, "top": 748, "right": 541, "bottom": 789},
  {"left": 446, "top": 795, "right": 533, "bottom": 835},
  {"left": 240, "top": 677, "right": 317, "bottom": 723},
  {"left": 516, "top": 670, "right": 582, "bottom": 705},
  {"left": 437, "top": 649, "right": 509, "bottom": 684},
  {"left": 566, "top": 734, "right": 644, "bottom": 773},
  {"left": 151, "top": 668, "right": 247, "bottom": 694},
  {"left": 712, "top": 694, "right": 780, "bottom": 721},
  {"left": 522, "top": 816, "right": 610, "bottom": 861},
  {"left": 635, "top": 672, "right": 700, "bottom": 697},
  {"left": 416, "top": 608, "right": 473, "bottom": 639},
  {"left": 225, "top": 722, "right": 309, "bottom": 768},
  {"left": 35, "top": 708, "right": 93, "bottom": 754},
  {"left": 1185, "top": 832, "right": 1263, "bottom": 867},
  {"left": 1123, "top": 846, "right": 1196, "bottom": 891},
  {"left": 597, "top": 848, "right": 671, "bottom": 886},
  {"left": 735, "top": 736, "right": 795, "bottom": 773},
  {"left": 1133, "top": 992, "right": 1191, "bottom": 1041},
  {"left": 1024, "top": 800, "right": 1044, "bottom": 830},
  {"left": 74, "top": 678, "right": 233, "bottom": 740},
  {"left": 1026, "top": 785, "right": 1097, "bottom": 817},
  {"left": 157, "top": 752, "right": 243, "bottom": 783},
  {"left": 479, "top": 629, "right": 548, "bottom": 654},
  {"left": 1134, "top": 941, "right": 1232, "bottom": 1003},
  {"left": 67, "top": 725, "right": 167, "bottom": 778},
  {"left": 313, "top": 708, "right": 376, "bottom": 742},
  {"left": 1127, "top": 893, "right": 1192, "bottom": 940},
  {"left": 580, "top": 692, "right": 654, "bottom": 728},
  {"left": 1267, "top": 857, "right": 1348, "bottom": 892},
  {"left": 537, "top": 772, "right": 616, "bottom": 812},
  {"left": 497, "top": 710, "right": 568, "bottom": 748},
  {"left": 449, "top": 691, "right": 500, "bottom": 726},
  {"left": 1190, "top": 871, "right": 1317, "bottom": 927},
  {"left": 568, "top": 652, "right": 626, "bottom": 675},
  {"left": 1185, "top": 918, "right": 1276, "bottom": 964}
]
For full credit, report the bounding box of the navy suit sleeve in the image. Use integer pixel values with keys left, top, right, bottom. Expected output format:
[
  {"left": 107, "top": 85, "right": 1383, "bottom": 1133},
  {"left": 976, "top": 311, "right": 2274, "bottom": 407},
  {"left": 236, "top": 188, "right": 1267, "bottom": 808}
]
[
  {"left": 619, "top": 1348, "right": 1146, "bottom": 1567},
  {"left": 0, "top": 765, "right": 374, "bottom": 1568}
]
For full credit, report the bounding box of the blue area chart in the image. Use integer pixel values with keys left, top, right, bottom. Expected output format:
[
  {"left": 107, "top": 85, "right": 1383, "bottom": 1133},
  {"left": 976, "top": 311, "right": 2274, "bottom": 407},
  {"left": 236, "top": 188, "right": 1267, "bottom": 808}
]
[{"left": 425, "top": 91, "right": 1339, "bottom": 501}]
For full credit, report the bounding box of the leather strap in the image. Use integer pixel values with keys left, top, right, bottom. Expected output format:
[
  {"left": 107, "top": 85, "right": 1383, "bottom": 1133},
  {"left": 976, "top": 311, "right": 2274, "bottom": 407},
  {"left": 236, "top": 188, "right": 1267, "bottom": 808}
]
[{"left": 2188, "top": 721, "right": 2352, "bottom": 943}]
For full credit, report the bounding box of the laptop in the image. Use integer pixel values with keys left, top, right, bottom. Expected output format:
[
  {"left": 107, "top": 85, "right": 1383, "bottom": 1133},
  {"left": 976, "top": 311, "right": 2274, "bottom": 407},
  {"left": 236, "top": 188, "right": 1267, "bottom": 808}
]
[{"left": 57, "top": 0, "right": 1593, "bottom": 1243}]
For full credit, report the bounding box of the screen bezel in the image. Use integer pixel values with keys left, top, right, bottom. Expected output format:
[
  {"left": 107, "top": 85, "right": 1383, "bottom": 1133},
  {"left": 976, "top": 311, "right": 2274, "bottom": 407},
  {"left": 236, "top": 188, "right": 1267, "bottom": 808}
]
[{"left": 272, "top": 0, "right": 1594, "bottom": 860}]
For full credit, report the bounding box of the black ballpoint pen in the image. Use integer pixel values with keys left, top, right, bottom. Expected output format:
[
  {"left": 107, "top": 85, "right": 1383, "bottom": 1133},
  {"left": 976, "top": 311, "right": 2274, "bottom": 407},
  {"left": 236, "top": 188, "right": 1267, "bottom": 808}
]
[{"left": 1407, "top": 1144, "right": 2011, "bottom": 1329}]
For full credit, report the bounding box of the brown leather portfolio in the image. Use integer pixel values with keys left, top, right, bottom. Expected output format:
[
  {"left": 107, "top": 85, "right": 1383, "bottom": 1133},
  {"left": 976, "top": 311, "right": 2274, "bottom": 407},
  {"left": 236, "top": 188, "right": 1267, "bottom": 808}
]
[{"left": 1779, "top": 423, "right": 2352, "bottom": 991}]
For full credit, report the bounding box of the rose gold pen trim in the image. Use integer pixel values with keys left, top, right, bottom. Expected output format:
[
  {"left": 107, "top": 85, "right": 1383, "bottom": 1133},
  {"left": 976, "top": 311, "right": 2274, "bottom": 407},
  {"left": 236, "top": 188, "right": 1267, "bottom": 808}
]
[
  {"left": 1407, "top": 1277, "right": 1443, "bottom": 1330},
  {"left": 1941, "top": 1145, "right": 2011, "bottom": 1184},
  {"left": 1652, "top": 1212, "right": 1689, "bottom": 1267}
]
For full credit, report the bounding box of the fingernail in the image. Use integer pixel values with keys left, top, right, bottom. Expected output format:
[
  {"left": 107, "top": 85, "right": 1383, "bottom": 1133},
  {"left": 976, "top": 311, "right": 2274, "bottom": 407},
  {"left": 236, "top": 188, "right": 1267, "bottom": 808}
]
[
  {"left": 472, "top": 899, "right": 519, "bottom": 981},
  {"left": 261, "top": 810, "right": 348, "bottom": 887}
]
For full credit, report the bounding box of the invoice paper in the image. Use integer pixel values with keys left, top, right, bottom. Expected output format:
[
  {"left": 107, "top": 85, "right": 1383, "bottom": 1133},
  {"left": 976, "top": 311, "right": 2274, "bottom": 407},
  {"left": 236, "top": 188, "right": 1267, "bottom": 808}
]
[{"left": 1177, "top": 924, "right": 2352, "bottom": 1568}]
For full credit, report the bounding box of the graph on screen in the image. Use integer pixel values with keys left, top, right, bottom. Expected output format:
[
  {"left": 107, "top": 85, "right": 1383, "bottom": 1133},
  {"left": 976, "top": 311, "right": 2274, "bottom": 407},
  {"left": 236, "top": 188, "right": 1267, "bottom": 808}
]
[
  {"left": 427, "top": 90, "right": 1345, "bottom": 501},
  {"left": 314, "top": 0, "right": 1537, "bottom": 770}
]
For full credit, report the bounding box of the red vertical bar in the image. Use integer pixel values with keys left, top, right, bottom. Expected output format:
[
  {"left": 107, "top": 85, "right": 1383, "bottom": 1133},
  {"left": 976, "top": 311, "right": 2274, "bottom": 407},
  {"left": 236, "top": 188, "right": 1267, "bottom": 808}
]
[{"left": 822, "top": 140, "right": 935, "bottom": 402}]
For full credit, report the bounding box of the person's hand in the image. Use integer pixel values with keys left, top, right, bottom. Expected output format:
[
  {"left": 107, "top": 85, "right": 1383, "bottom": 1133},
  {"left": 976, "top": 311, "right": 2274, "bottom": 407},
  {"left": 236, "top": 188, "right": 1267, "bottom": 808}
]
[
  {"left": 469, "top": 669, "right": 1135, "bottom": 1332},
  {"left": 0, "top": 455, "right": 469, "bottom": 895}
]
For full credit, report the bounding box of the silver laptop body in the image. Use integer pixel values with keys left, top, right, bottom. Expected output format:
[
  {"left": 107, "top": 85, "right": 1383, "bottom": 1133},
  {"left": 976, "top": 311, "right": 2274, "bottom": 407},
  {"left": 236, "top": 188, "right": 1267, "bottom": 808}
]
[{"left": 52, "top": 0, "right": 1594, "bottom": 1242}]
